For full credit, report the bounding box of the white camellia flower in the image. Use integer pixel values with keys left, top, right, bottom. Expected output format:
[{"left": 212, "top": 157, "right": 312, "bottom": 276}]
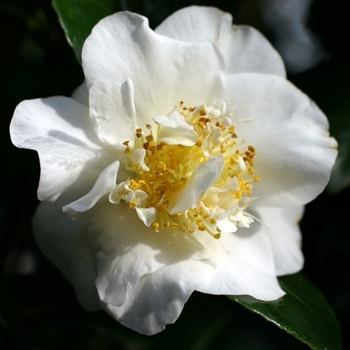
[{"left": 10, "top": 6, "right": 337, "bottom": 335}]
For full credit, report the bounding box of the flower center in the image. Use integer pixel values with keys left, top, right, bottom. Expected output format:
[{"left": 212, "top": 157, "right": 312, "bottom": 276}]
[{"left": 109, "top": 101, "right": 260, "bottom": 238}]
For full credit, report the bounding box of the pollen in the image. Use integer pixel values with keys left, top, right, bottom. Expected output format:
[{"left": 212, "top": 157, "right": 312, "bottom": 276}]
[{"left": 116, "top": 101, "right": 259, "bottom": 237}]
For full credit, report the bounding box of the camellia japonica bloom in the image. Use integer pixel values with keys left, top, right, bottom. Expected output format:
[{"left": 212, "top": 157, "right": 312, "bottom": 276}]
[{"left": 10, "top": 6, "right": 337, "bottom": 335}]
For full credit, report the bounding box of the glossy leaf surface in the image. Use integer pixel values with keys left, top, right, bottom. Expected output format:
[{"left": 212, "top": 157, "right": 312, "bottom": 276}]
[{"left": 230, "top": 274, "right": 341, "bottom": 350}]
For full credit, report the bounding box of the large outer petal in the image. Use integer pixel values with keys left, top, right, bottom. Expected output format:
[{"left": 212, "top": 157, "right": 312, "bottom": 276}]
[
  {"left": 102, "top": 220, "right": 285, "bottom": 335},
  {"left": 102, "top": 271, "right": 190, "bottom": 335},
  {"left": 63, "top": 161, "right": 120, "bottom": 214},
  {"left": 94, "top": 206, "right": 284, "bottom": 335},
  {"left": 10, "top": 97, "right": 115, "bottom": 202},
  {"left": 33, "top": 201, "right": 100, "bottom": 311},
  {"left": 196, "top": 223, "right": 284, "bottom": 300},
  {"left": 72, "top": 81, "right": 89, "bottom": 107},
  {"left": 253, "top": 205, "right": 304, "bottom": 276},
  {"left": 82, "top": 11, "right": 225, "bottom": 122},
  {"left": 224, "top": 73, "right": 337, "bottom": 207},
  {"left": 100, "top": 230, "right": 215, "bottom": 335},
  {"left": 88, "top": 202, "right": 210, "bottom": 310},
  {"left": 89, "top": 80, "right": 133, "bottom": 147},
  {"left": 155, "top": 6, "right": 286, "bottom": 77}
]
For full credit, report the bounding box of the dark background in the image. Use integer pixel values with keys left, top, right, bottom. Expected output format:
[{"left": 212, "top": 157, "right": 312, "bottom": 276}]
[{"left": 1, "top": 0, "right": 349, "bottom": 349}]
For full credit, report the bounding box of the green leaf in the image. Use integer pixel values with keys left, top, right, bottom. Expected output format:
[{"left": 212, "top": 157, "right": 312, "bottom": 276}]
[
  {"left": 52, "top": 0, "right": 118, "bottom": 63},
  {"left": 229, "top": 273, "right": 341, "bottom": 350}
]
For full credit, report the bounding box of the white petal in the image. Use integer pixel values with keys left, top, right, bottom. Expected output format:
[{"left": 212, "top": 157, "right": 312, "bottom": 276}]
[
  {"left": 33, "top": 201, "right": 100, "bottom": 311},
  {"left": 169, "top": 155, "right": 224, "bottom": 214},
  {"left": 101, "top": 232, "right": 214, "bottom": 335},
  {"left": 72, "top": 81, "right": 89, "bottom": 107},
  {"left": 196, "top": 223, "right": 284, "bottom": 300},
  {"left": 154, "top": 110, "right": 198, "bottom": 146},
  {"left": 238, "top": 215, "right": 254, "bottom": 228},
  {"left": 132, "top": 148, "right": 150, "bottom": 171},
  {"left": 135, "top": 207, "right": 156, "bottom": 227},
  {"left": 153, "top": 110, "right": 185, "bottom": 128},
  {"left": 10, "top": 97, "right": 114, "bottom": 202},
  {"left": 121, "top": 78, "right": 136, "bottom": 121},
  {"left": 202, "top": 123, "right": 224, "bottom": 156},
  {"left": 89, "top": 203, "right": 180, "bottom": 307},
  {"left": 202, "top": 186, "right": 236, "bottom": 209},
  {"left": 155, "top": 6, "right": 286, "bottom": 77},
  {"left": 89, "top": 79, "right": 133, "bottom": 147},
  {"left": 254, "top": 205, "right": 304, "bottom": 275},
  {"left": 125, "top": 190, "right": 148, "bottom": 207},
  {"left": 109, "top": 180, "right": 130, "bottom": 204},
  {"left": 225, "top": 73, "right": 338, "bottom": 206},
  {"left": 63, "top": 161, "right": 120, "bottom": 214},
  {"left": 216, "top": 210, "right": 238, "bottom": 233},
  {"left": 157, "top": 125, "right": 198, "bottom": 146},
  {"left": 237, "top": 156, "right": 246, "bottom": 172},
  {"left": 82, "top": 11, "right": 225, "bottom": 120}
]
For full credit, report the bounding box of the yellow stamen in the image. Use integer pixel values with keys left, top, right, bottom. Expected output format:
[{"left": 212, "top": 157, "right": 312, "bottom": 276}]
[{"left": 118, "top": 101, "right": 259, "bottom": 238}]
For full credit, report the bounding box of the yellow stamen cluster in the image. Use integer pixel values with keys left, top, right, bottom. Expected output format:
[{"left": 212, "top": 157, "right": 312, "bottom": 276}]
[{"left": 122, "top": 102, "right": 259, "bottom": 237}]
